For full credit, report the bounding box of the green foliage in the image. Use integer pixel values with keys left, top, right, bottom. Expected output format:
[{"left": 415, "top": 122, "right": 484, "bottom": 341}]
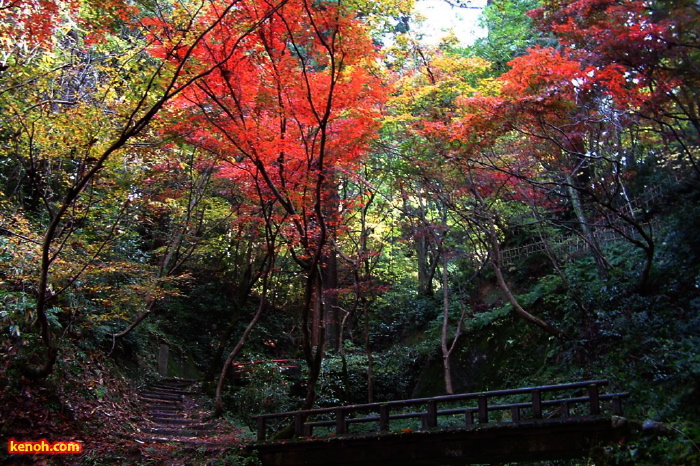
[
  {"left": 607, "top": 422, "right": 700, "bottom": 465},
  {"left": 485, "top": 200, "right": 700, "bottom": 463},
  {"left": 470, "top": 0, "right": 544, "bottom": 73},
  {"left": 0, "top": 0, "right": 698, "bottom": 463},
  {"left": 370, "top": 289, "right": 441, "bottom": 348},
  {"left": 317, "top": 349, "right": 367, "bottom": 405},
  {"left": 308, "top": 342, "right": 424, "bottom": 407},
  {"left": 0, "top": 289, "right": 36, "bottom": 340},
  {"left": 228, "top": 361, "right": 302, "bottom": 431},
  {"left": 372, "top": 345, "right": 424, "bottom": 400}
]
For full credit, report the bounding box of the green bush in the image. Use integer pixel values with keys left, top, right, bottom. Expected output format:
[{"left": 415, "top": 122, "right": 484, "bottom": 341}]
[{"left": 228, "top": 360, "right": 302, "bottom": 432}]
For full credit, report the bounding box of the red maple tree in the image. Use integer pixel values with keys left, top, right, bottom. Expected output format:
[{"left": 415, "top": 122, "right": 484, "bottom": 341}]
[{"left": 149, "top": 0, "right": 388, "bottom": 408}]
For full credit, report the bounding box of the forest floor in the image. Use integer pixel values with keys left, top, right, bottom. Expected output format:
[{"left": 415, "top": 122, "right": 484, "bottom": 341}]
[{"left": 1, "top": 358, "right": 253, "bottom": 465}]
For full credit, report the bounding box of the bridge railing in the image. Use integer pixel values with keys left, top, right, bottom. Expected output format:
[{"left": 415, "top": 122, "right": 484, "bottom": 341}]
[{"left": 252, "top": 380, "right": 629, "bottom": 441}]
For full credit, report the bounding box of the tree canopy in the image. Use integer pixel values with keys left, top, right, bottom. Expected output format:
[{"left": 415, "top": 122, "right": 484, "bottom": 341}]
[{"left": 1, "top": 0, "right": 699, "bottom": 462}]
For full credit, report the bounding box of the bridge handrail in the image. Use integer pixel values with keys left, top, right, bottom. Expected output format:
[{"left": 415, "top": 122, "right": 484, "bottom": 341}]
[
  {"left": 252, "top": 380, "right": 628, "bottom": 441},
  {"left": 254, "top": 380, "right": 609, "bottom": 419},
  {"left": 304, "top": 392, "right": 629, "bottom": 428}
]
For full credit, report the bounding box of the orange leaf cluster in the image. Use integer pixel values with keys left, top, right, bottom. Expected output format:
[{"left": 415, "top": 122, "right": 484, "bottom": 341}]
[{"left": 149, "top": 0, "right": 387, "bottom": 228}]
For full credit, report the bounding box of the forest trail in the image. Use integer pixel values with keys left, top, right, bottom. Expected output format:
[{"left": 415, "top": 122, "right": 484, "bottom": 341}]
[
  {"left": 135, "top": 378, "right": 214, "bottom": 442},
  {"left": 127, "top": 378, "right": 246, "bottom": 462}
]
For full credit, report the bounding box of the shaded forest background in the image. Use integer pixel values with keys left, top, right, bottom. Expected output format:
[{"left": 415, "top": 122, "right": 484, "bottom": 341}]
[{"left": 1, "top": 0, "right": 699, "bottom": 463}]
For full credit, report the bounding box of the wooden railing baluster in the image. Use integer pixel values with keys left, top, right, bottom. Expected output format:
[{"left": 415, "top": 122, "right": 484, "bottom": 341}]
[
  {"left": 611, "top": 395, "right": 623, "bottom": 416},
  {"left": 511, "top": 406, "right": 520, "bottom": 422},
  {"left": 295, "top": 413, "right": 305, "bottom": 437},
  {"left": 426, "top": 400, "right": 438, "bottom": 429},
  {"left": 257, "top": 417, "right": 266, "bottom": 441},
  {"left": 379, "top": 404, "right": 389, "bottom": 432},
  {"left": 251, "top": 380, "right": 629, "bottom": 442},
  {"left": 465, "top": 409, "right": 474, "bottom": 425},
  {"left": 336, "top": 408, "right": 347, "bottom": 435},
  {"left": 532, "top": 390, "right": 542, "bottom": 419},
  {"left": 588, "top": 384, "right": 601, "bottom": 415},
  {"left": 561, "top": 400, "right": 570, "bottom": 418},
  {"left": 478, "top": 396, "right": 488, "bottom": 424}
]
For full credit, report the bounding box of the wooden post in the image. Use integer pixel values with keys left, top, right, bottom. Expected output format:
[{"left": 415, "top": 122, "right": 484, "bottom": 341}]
[
  {"left": 611, "top": 396, "right": 623, "bottom": 416},
  {"left": 157, "top": 343, "right": 169, "bottom": 376},
  {"left": 465, "top": 409, "right": 474, "bottom": 425},
  {"left": 295, "top": 413, "right": 305, "bottom": 437},
  {"left": 257, "top": 417, "right": 266, "bottom": 441},
  {"left": 336, "top": 408, "right": 347, "bottom": 435},
  {"left": 532, "top": 390, "right": 542, "bottom": 419},
  {"left": 478, "top": 396, "right": 488, "bottom": 424},
  {"left": 379, "top": 405, "right": 389, "bottom": 433},
  {"left": 425, "top": 400, "right": 438, "bottom": 429},
  {"left": 561, "top": 400, "right": 570, "bottom": 418},
  {"left": 511, "top": 406, "right": 520, "bottom": 422},
  {"left": 588, "top": 384, "right": 600, "bottom": 415}
]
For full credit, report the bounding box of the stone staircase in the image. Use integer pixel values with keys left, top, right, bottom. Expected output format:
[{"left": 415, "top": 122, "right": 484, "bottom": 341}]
[{"left": 134, "top": 378, "right": 217, "bottom": 443}]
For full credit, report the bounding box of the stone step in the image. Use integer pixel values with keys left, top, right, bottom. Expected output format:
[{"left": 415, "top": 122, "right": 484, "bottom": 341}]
[
  {"left": 157, "top": 378, "right": 199, "bottom": 388},
  {"left": 144, "top": 410, "right": 181, "bottom": 417},
  {"left": 140, "top": 427, "right": 201, "bottom": 437},
  {"left": 139, "top": 424, "right": 214, "bottom": 436},
  {"left": 132, "top": 434, "right": 227, "bottom": 446},
  {"left": 140, "top": 396, "right": 181, "bottom": 404},
  {"left": 147, "top": 412, "right": 186, "bottom": 419},
  {"left": 140, "top": 391, "right": 184, "bottom": 401},
  {"left": 148, "top": 417, "right": 202, "bottom": 426},
  {"left": 147, "top": 386, "right": 194, "bottom": 396},
  {"left": 131, "top": 378, "right": 223, "bottom": 445},
  {"left": 147, "top": 416, "right": 189, "bottom": 423},
  {"left": 185, "top": 424, "right": 215, "bottom": 431},
  {"left": 145, "top": 405, "right": 181, "bottom": 412}
]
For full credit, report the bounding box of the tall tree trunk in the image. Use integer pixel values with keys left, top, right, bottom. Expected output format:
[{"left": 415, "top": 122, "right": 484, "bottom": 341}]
[
  {"left": 403, "top": 196, "right": 439, "bottom": 297},
  {"left": 112, "top": 163, "right": 216, "bottom": 344},
  {"left": 298, "top": 266, "right": 326, "bottom": 415},
  {"left": 439, "top": 248, "right": 469, "bottom": 395},
  {"left": 204, "top": 312, "right": 241, "bottom": 383},
  {"left": 487, "top": 222, "right": 568, "bottom": 341},
  {"left": 214, "top": 292, "right": 267, "bottom": 417},
  {"left": 528, "top": 203, "right": 591, "bottom": 316},
  {"left": 441, "top": 255, "right": 455, "bottom": 395},
  {"left": 311, "top": 285, "right": 323, "bottom": 349},
  {"left": 323, "top": 248, "right": 340, "bottom": 351},
  {"left": 364, "top": 297, "right": 375, "bottom": 403},
  {"left": 416, "top": 233, "right": 436, "bottom": 296},
  {"left": 567, "top": 181, "right": 610, "bottom": 278},
  {"left": 338, "top": 308, "right": 351, "bottom": 401}
]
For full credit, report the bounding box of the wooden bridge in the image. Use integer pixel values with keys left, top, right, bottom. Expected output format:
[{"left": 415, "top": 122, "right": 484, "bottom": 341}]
[{"left": 249, "top": 380, "right": 630, "bottom": 465}]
